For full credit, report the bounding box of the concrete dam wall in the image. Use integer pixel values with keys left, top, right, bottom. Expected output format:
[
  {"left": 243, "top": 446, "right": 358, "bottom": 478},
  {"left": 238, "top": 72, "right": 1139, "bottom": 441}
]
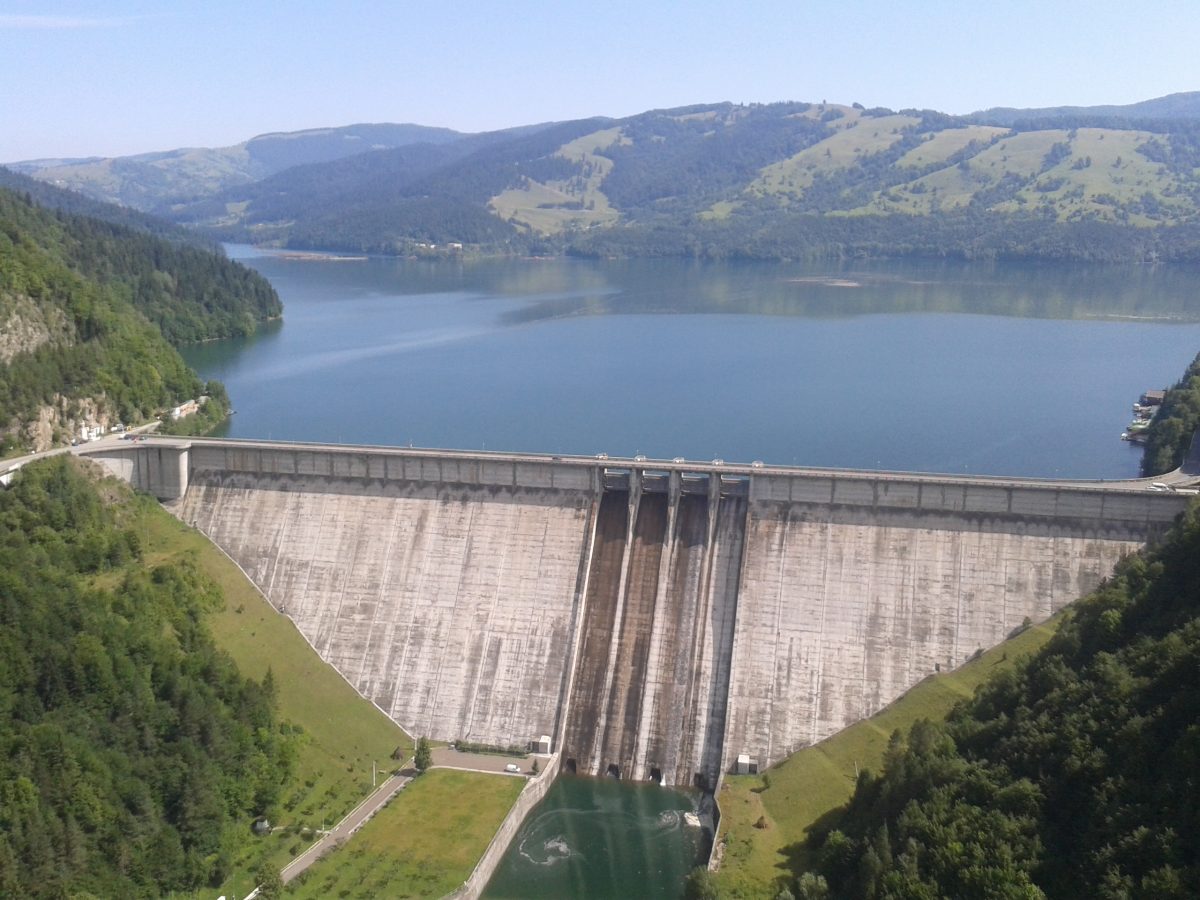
[
  {"left": 92, "top": 439, "right": 1187, "bottom": 788},
  {"left": 176, "top": 444, "right": 599, "bottom": 749},
  {"left": 562, "top": 479, "right": 745, "bottom": 787}
]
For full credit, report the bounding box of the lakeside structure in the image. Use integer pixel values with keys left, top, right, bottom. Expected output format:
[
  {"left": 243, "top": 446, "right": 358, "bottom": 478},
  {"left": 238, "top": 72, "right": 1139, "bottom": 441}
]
[{"left": 78, "top": 437, "right": 1191, "bottom": 790}]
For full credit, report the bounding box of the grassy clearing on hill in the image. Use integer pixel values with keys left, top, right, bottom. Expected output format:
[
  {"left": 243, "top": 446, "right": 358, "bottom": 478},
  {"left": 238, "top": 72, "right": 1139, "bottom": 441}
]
[
  {"left": 714, "top": 615, "right": 1063, "bottom": 899},
  {"left": 285, "top": 769, "right": 525, "bottom": 899},
  {"left": 750, "top": 114, "right": 919, "bottom": 198},
  {"left": 489, "top": 126, "right": 622, "bottom": 234},
  {"left": 894, "top": 125, "right": 1007, "bottom": 169},
  {"left": 128, "top": 494, "right": 414, "bottom": 899}
]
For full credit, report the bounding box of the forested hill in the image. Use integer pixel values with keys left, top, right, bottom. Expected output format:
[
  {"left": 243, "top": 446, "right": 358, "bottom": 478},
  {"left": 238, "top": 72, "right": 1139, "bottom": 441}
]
[
  {"left": 0, "top": 186, "right": 280, "bottom": 451},
  {"left": 1140, "top": 351, "right": 1200, "bottom": 476},
  {"left": 0, "top": 457, "right": 294, "bottom": 896},
  {"left": 8, "top": 122, "right": 468, "bottom": 211},
  {"left": 790, "top": 503, "right": 1200, "bottom": 898},
  {"left": 160, "top": 98, "right": 1200, "bottom": 262},
  {"left": 0, "top": 166, "right": 214, "bottom": 248},
  {"left": 969, "top": 91, "right": 1200, "bottom": 127}
]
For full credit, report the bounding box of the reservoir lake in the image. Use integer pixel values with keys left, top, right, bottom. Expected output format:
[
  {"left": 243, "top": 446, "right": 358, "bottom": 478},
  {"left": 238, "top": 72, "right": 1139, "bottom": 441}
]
[
  {"left": 189, "top": 249, "right": 1200, "bottom": 479},
  {"left": 186, "top": 250, "right": 1200, "bottom": 897}
]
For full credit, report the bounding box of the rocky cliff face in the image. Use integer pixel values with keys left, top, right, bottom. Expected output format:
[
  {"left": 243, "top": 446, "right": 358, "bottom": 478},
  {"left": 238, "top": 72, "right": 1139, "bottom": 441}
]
[
  {"left": 0, "top": 294, "right": 59, "bottom": 365},
  {"left": 0, "top": 293, "right": 105, "bottom": 452},
  {"left": 10, "top": 397, "right": 115, "bottom": 454}
]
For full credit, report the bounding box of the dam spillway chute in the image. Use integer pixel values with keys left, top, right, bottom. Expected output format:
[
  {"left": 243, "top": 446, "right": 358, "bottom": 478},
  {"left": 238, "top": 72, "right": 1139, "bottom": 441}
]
[{"left": 561, "top": 469, "right": 747, "bottom": 788}]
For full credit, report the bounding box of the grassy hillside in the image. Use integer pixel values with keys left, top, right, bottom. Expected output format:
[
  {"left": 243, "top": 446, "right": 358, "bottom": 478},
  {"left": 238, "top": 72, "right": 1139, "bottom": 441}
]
[
  {"left": 12, "top": 123, "right": 466, "bottom": 212},
  {"left": 127, "top": 480, "right": 414, "bottom": 898},
  {"left": 714, "top": 615, "right": 1062, "bottom": 898},
  {"left": 0, "top": 458, "right": 297, "bottom": 897},
  {"left": 3, "top": 457, "right": 498, "bottom": 898},
  {"left": 149, "top": 97, "right": 1200, "bottom": 262},
  {"left": 135, "top": 470, "right": 521, "bottom": 899}
]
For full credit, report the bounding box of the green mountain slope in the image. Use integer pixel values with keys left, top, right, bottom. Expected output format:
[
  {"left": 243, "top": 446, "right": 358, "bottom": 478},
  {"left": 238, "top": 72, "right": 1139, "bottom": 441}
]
[
  {"left": 1141, "top": 352, "right": 1200, "bottom": 476},
  {"left": 0, "top": 187, "right": 280, "bottom": 452},
  {"left": 0, "top": 457, "right": 294, "bottom": 897},
  {"left": 0, "top": 166, "right": 216, "bottom": 247},
  {"left": 10, "top": 122, "right": 466, "bottom": 212},
  {"left": 786, "top": 501, "right": 1200, "bottom": 899},
  {"left": 158, "top": 97, "right": 1200, "bottom": 262},
  {"left": 970, "top": 90, "right": 1200, "bottom": 126}
]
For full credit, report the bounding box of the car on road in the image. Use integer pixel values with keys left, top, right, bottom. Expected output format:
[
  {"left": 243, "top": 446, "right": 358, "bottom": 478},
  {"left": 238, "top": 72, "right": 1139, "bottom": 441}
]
[{"left": 505, "top": 763, "right": 521, "bottom": 773}]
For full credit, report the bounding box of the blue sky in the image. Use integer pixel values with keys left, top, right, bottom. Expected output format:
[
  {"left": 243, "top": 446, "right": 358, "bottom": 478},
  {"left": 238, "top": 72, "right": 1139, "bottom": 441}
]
[{"left": 3, "top": 0, "right": 1198, "bottom": 161}]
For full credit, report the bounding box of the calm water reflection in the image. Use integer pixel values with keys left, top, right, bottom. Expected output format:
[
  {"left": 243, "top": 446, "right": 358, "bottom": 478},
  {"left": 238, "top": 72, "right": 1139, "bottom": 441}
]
[{"left": 182, "top": 250, "right": 1200, "bottom": 478}]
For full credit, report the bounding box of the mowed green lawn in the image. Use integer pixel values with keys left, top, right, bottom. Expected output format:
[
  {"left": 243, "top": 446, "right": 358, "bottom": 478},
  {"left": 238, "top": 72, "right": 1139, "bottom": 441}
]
[
  {"left": 286, "top": 769, "right": 525, "bottom": 899},
  {"left": 714, "top": 616, "right": 1062, "bottom": 898},
  {"left": 131, "top": 496, "right": 419, "bottom": 898}
]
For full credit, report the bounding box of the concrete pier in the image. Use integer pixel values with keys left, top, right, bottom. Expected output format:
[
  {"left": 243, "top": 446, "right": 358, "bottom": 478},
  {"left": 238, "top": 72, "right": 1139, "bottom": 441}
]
[{"left": 83, "top": 438, "right": 1191, "bottom": 780}]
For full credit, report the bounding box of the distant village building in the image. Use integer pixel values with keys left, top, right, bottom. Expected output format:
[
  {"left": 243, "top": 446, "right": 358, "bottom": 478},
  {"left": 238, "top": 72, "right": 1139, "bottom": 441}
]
[
  {"left": 170, "top": 399, "right": 199, "bottom": 421},
  {"left": 1140, "top": 390, "right": 1166, "bottom": 407}
]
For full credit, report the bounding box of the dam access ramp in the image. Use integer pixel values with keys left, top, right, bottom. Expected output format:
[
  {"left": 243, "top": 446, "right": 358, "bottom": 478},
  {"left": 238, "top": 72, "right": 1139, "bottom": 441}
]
[{"left": 83, "top": 438, "right": 1189, "bottom": 787}]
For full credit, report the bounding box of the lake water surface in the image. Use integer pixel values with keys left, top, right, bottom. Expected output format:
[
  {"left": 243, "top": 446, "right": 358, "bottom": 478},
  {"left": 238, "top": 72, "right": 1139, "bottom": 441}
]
[{"left": 187, "top": 250, "right": 1200, "bottom": 478}]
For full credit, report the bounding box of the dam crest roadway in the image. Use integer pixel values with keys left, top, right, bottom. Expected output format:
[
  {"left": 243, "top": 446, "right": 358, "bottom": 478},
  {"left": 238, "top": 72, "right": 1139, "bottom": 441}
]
[{"left": 76, "top": 437, "right": 1192, "bottom": 790}]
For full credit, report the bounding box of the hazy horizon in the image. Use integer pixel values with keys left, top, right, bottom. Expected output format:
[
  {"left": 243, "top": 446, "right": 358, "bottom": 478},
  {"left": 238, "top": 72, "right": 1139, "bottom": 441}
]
[{"left": 4, "top": 0, "right": 1198, "bottom": 162}]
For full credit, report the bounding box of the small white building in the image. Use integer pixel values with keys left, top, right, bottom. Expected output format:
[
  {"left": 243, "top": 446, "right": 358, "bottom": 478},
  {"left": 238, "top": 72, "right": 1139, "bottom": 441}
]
[
  {"left": 170, "top": 399, "right": 199, "bottom": 421},
  {"left": 534, "top": 734, "right": 552, "bottom": 754},
  {"left": 736, "top": 753, "right": 758, "bottom": 775}
]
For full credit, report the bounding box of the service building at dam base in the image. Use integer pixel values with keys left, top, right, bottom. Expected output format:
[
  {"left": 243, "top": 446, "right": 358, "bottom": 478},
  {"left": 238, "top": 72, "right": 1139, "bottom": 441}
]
[{"left": 84, "top": 438, "right": 1188, "bottom": 798}]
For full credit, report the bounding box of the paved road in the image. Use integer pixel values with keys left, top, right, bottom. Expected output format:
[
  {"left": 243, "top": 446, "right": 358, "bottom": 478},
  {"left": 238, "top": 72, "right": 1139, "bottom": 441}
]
[
  {"left": 431, "top": 746, "right": 548, "bottom": 775},
  {"left": 278, "top": 771, "right": 413, "bottom": 885},
  {"left": 1, "top": 422, "right": 159, "bottom": 478}
]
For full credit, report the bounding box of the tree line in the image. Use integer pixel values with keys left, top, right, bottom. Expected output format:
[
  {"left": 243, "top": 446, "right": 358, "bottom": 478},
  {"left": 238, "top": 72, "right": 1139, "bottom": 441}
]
[
  {"left": 0, "top": 186, "right": 278, "bottom": 449},
  {"left": 778, "top": 501, "right": 1200, "bottom": 898},
  {"left": 1142, "top": 351, "right": 1200, "bottom": 476},
  {"left": 0, "top": 458, "right": 295, "bottom": 897}
]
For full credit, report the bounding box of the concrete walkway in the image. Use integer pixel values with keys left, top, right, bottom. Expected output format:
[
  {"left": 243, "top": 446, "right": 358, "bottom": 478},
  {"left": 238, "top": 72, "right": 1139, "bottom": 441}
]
[
  {"left": 278, "top": 771, "right": 412, "bottom": 885},
  {"left": 431, "top": 747, "right": 549, "bottom": 775}
]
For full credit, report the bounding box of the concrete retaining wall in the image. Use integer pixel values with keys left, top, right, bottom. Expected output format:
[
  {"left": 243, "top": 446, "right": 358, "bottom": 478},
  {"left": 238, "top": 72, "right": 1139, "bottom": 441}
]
[
  {"left": 187, "top": 442, "right": 599, "bottom": 493},
  {"left": 86, "top": 444, "right": 189, "bottom": 500},
  {"left": 448, "top": 754, "right": 564, "bottom": 899},
  {"left": 747, "top": 472, "right": 1182, "bottom": 531}
]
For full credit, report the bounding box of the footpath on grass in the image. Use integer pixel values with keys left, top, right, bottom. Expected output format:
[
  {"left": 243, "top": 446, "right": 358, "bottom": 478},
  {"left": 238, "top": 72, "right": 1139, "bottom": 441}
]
[
  {"left": 279, "top": 770, "right": 414, "bottom": 885},
  {"left": 243, "top": 770, "right": 414, "bottom": 899}
]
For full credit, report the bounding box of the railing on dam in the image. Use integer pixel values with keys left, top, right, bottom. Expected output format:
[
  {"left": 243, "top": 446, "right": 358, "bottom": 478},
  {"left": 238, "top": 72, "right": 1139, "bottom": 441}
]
[{"left": 77, "top": 436, "right": 1193, "bottom": 538}]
